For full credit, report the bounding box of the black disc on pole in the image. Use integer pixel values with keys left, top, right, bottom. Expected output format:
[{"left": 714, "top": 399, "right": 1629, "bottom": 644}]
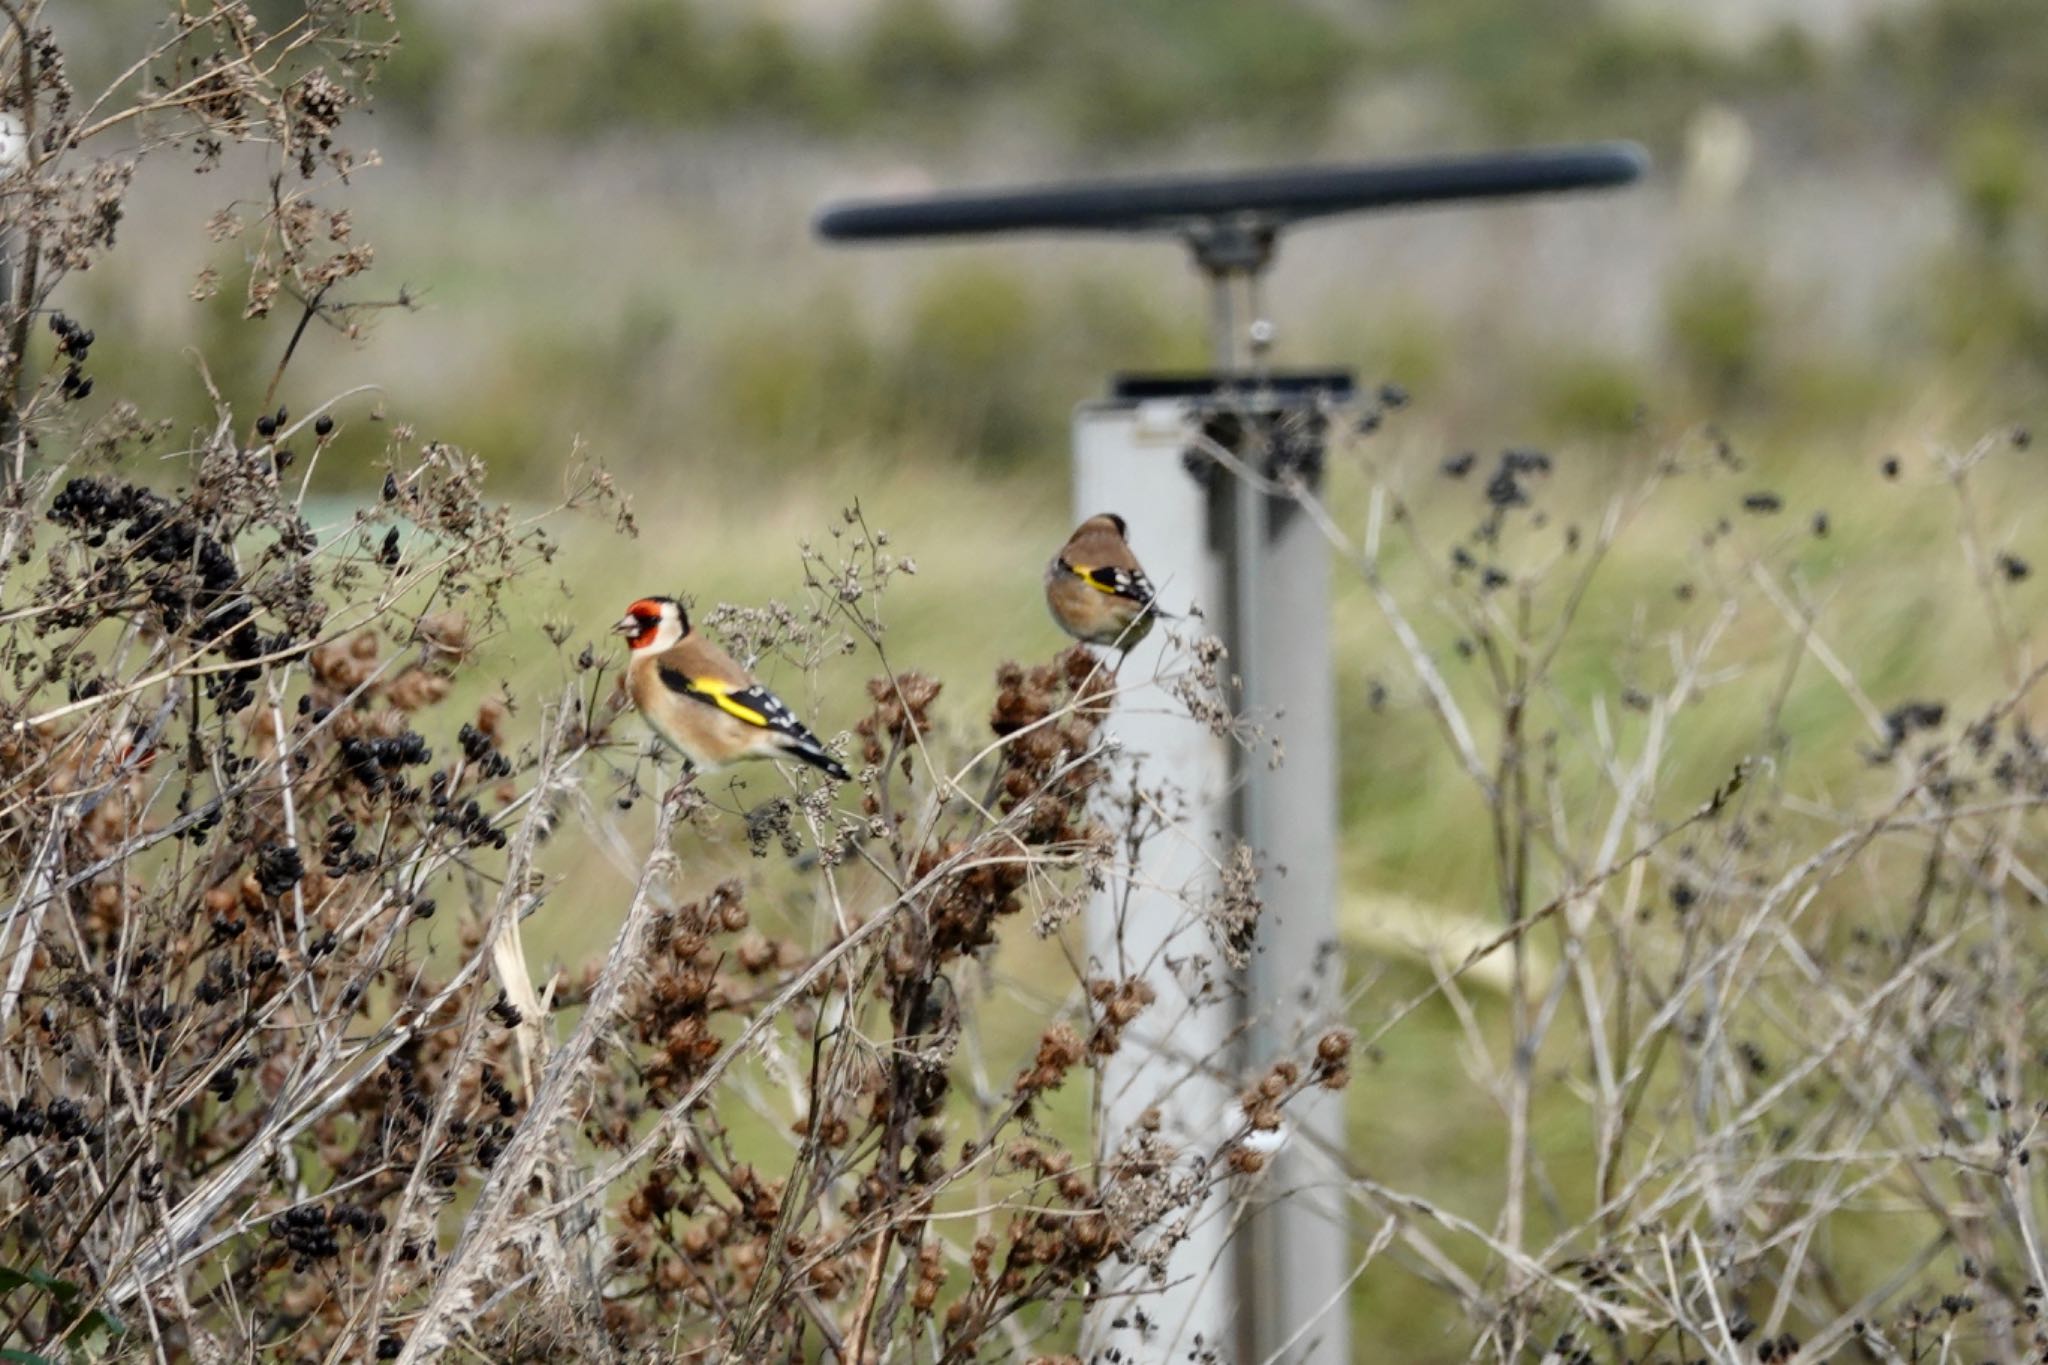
[{"left": 816, "top": 142, "right": 1647, "bottom": 243}]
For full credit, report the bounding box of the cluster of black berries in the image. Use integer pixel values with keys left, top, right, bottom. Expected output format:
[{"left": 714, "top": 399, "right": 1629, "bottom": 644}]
[
  {"left": 50, "top": 312, "right": 94, "bottom": 401},
  {"left": 487, "top": 992, "right": 523, "bottom": 1029},
  {"left": 193, "top": 957, "right": 245, "bottom": 1008},
  {"left": 202, "top": 600, "right": 271, "bottom": 714},
  {"left": 207, "top": 1067, "right": 239, "bottom": 1103},
  {"left": 179, "top": 795, "right": 226, "bottom": 844},
  {"left": 47, "top": 474, "right": 151, "bottom": 543},
  {"left": 480, "top": 1068, "right": 518, "bottom": 1118},
  {"left": 379, "top": 526, "right": 400, "bottom": 567},
  {"left": 474, "top": 1121, "right": 513, "bottom": 1170},
  {"left": 1448, "top": 548, "right": 1512, "bottom": 594},
  {"left": 46, "top": 1097, "right": 91, "bottom": 1142},
  {"left": 381, "top": 1050, "right": 439, "bottom": 1136},
  {"left": 338, "top": 730, "right": 432, "bottom": 793},
  {"left": 473, "top": 1068, "right": 519, "bottom": 1168},
  {"left": 48, "top": 475, "right": 283, "bottom": 713},
  {"left": 271, "top": 1205, "right": 335, "bottom": 1265},
  {"left": 1186, "top": 407, "right": 1328, "bottom": 488},
  {"left": 255, "top": 842, "right": 305, "bottom": 896},
  {"left": 1, "top": 1096, "right": 94, "bottom": 1146},
  {"left": 440, "top": 795, "right": 507, "bottom": 849},
  {"left": 247, "top": 413, "right": 329, "bottom": 471},
  {"left": 457, "top": 723, "right": 512, "bottom": 778},
  {"left": 322, "top": 813, "right": 375, "bottom": 878},
  {"left": 1753, "top": 1331, "right": 1800, "bottom": 1361},
  {"left": 115, "top": 1002, "right": 181, "bottom": 1070},
  {"left": 1880, "top": 699, "right": 1947, "bottom": 756},
  {"left": 1485, "top": 447, "right": 1553, "bottom": 510},
  {"left": 1352, "top": 381, "right": 1410, "bottom": 436},
  {"left": 0, "top": 1098, "right": 47, "bottom": 1141}
]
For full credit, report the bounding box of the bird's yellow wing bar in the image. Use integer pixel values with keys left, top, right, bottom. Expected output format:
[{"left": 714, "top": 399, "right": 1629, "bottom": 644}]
[
  {"left": 1059, "top": 559, "right": 1122, "bottom": 596},
  {"left": 692, "top": 678, "right": 770, "bottom": 727},
  {"left": 656, "top": 667, "right": 773, "bottom": 727}
]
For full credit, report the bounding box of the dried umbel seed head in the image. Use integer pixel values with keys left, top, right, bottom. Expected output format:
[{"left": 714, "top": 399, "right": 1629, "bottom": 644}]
[{"left": 1018, "top": 1023, "right": 1085, "bottom": 1096}]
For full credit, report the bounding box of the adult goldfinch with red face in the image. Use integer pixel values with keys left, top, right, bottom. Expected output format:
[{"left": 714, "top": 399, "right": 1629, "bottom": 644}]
[
  {"left": 1044, "top": 513, "right": 1163, "bottom": 650},
  {"left": 616, "top": 596, "right": 850, "bottom": 782}
]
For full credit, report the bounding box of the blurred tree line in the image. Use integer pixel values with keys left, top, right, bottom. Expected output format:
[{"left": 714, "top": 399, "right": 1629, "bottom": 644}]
[{"left": 51, "top": 0, "right": 2048, "bottom": 487}]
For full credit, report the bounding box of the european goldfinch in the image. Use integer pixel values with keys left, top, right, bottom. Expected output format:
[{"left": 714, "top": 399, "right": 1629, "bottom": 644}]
[
  {"left": 1044, "top": 513, "right": 1162, "bottom": 650},
  {"left": 617, "top": 596, "right": 850, "bottom": 782}
]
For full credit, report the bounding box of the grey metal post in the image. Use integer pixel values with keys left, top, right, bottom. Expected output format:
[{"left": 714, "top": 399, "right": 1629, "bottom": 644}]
[
  {"left": 1195, "top": 228, "right": 1351, "bottom": 1365},
  {"left": 1228, "top": 440, "right": 1349, "bottom": 1365},
  {"left": 1073, "top": 394, "right": 1237, "bottom": 1359},
  {"left": 1075, "top": 361, "right": 1352, "bottom": 1364}
]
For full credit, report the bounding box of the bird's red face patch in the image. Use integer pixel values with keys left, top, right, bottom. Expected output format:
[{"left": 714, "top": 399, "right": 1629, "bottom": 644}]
[{"left": 617, "top": 599, "right": 665, "bottom": 650}]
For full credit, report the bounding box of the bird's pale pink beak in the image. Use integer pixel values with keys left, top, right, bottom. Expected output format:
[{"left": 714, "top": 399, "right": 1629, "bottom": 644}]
[{"left": 613, "top": 615, "right": 642, "bottom": 636}]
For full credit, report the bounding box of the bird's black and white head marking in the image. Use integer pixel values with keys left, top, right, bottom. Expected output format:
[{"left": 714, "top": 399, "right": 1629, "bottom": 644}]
[{"left": 617, "top": 595, "right": 688, "bottom": 652}]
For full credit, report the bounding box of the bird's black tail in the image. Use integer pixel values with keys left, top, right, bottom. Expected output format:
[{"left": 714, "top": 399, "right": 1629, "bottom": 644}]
[{"left": 784, "top": 734, "right": 851, "bottom": 782}]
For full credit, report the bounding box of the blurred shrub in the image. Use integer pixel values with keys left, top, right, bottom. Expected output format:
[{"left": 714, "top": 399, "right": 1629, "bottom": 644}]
[
  {"left": 855, "top": 0, "right": 996, "bottom": 106},
  {"left": 1002, "top": 0, "right": 1363, "bottom": 150},
  {"left": 713, "top": 291, "right": 891, "bottom": 449},
  {"left": 1061, "top": 270, "right": 1205, "bottom": 373},
  {"left": 1773, "top": 357, "right": 1897, "bottom": 432},
  {"left": 1536, "top": 351, "right": 1649, "bottom": 436},
  {"left": 1919, "top": 250, "right": 2048, "bottom": 374},
  {"left": 1315, "top": 306, "right": 1449, "bottom": 399},
  {"left": 1390, "top": 0, "right": 1757, "bottom": 149},
  {"left": 1866, "top": 0, "right": 2048, "bottom": 133},
  {"left": 499, "top": 0, "right": 853, "bottom": 136},
  {"left": 1909, "top": 113, "right": 2048, "bottom": 376},
  {"left": 367, "top": 8, "right": 457, "bottom": 131},
  {"left": 1950, "top": 115, "right": 2038, "bottom": 248},
  {"left": 1664, "top": 255, "right": 1771, "bottom": 405},
  {"left": 899, "top": 263, "right": 1046, "bottom": 459},
  {"left": 704, "top": 267, "right": 1201, "bottom": 470}
]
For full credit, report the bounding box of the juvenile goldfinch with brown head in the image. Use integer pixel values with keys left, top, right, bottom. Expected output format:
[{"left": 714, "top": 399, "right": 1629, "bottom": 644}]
[
  {"left": 617, "top": 596, "right": 850, "bottom": 782},
  {"left": 1044, "top": 512, "right": 1163, "bottom": 650}
]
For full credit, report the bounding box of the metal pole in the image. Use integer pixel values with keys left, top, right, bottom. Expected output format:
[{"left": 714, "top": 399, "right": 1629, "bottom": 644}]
[
  {"left": 1206, "top": 246, "right": 1352, "bottom": 1364},
  {"left": 1230, "top": 433, "right": 1349, "bottom": 1365},
  {"left": 1209, "top": 272, "right": 1238, "bottom": 373},
  {"left": 1074, "top": 394, "right": 1237, "bottom": 1361}
]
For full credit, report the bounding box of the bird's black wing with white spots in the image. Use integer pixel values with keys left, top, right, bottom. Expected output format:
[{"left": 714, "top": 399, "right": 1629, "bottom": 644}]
[
  {"left": 657, "top": 667, "right": 850, "bottom": 780},
  {"left": 1061, "top": 558, "right": 1156, "bottom": 606}
]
